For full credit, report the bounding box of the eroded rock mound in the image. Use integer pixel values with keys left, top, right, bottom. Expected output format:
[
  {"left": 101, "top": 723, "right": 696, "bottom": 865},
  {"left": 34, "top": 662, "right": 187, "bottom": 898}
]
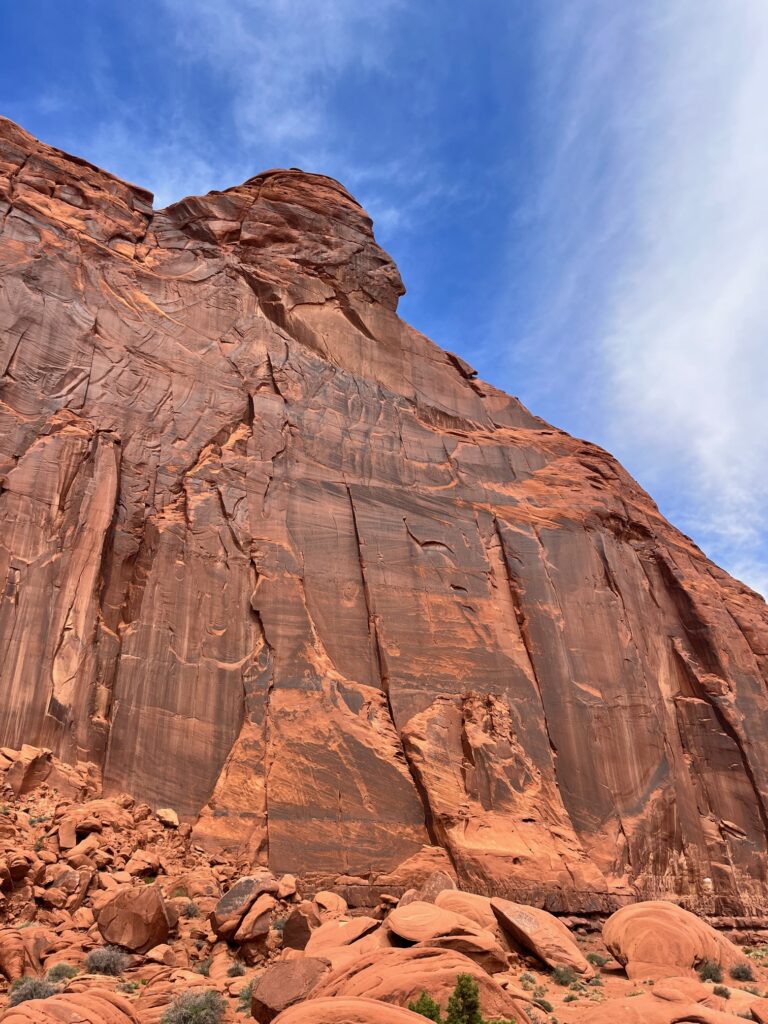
[
  {"left": 603, "top": 901, "right": 749, "bottom": 980},
  {"left": 0, "top": 990, "right": 139, "bottom": 1024}
]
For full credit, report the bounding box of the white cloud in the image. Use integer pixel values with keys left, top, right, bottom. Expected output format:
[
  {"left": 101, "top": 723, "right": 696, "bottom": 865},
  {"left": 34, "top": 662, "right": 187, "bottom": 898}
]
[
  {"left": 161, "top": 0, "right": 402, "bottom": 147},
  {"left": 521, "top": 1, "right": 768, "bottom": 595}
]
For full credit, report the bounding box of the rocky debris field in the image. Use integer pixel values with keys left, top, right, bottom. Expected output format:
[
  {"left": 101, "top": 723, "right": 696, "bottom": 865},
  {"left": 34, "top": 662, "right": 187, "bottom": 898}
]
[{"left": 4, "top": 748, "right": 768, "bottom": 1024}]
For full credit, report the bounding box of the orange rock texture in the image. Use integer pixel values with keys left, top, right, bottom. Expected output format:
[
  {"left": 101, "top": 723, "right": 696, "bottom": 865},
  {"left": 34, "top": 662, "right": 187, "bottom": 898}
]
[{"left": 1, "top": 115, "right": 768, "bottom": 915}]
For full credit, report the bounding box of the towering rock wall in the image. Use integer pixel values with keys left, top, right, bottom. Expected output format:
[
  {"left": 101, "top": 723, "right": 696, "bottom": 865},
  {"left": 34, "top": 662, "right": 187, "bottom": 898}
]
[{"left": 1, "top": 116, "right": 767, "bottom": 913}]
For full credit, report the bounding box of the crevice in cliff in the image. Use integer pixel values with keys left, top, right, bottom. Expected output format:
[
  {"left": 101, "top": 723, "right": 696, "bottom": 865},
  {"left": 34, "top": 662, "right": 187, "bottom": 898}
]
[
  {"left": 345, "top": 482, "right": 443, "bottom": 852},
  {"left": 492, "top": 518, "right": 558, "bottom": 760},
  {"left": 671, "top": 638, "right": 768, "bottom": 850}
]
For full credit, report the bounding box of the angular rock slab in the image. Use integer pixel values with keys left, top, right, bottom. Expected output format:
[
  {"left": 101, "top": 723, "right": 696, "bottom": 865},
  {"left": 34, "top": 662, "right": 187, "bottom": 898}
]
[{"left": 491, "top": 897, "right": 592, "bottom": 976}]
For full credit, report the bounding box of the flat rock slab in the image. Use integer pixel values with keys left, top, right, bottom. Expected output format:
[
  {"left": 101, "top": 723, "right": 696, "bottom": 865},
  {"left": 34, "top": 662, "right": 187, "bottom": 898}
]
[{"left": 305, "top": 917, "right": 380, "bottom": 954}]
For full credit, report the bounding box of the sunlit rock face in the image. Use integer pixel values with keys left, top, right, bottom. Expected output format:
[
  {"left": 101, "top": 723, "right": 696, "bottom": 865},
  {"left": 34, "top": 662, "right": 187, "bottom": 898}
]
[{"left": 1, "top": 115, "right": 767, "bottom": 914}]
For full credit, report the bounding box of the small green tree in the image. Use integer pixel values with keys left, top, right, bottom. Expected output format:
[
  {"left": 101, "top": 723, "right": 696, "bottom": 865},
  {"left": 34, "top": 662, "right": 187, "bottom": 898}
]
[
  {"left": 446, "top": 974, "right": 483, "bottom": 1024},
  {"left": 408, "top": 992, "right": 443, "bottom": 1023}
]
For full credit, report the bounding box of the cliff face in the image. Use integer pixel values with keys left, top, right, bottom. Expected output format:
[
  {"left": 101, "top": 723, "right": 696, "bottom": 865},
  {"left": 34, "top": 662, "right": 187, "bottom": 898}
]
[{"left": 1, "top": 116, "right": 767, "bottom": 914}]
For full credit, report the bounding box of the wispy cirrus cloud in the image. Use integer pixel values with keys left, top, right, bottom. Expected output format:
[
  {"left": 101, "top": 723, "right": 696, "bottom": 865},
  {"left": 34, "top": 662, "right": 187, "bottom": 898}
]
[{"left": 505, "top": 0, "right": 768, "bottom": 595}]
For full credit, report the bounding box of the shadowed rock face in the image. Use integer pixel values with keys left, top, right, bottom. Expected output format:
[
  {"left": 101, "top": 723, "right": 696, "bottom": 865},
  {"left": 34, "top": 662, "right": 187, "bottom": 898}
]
[{"left": 1, "top": 116, "right": 767, "bottom": 914}]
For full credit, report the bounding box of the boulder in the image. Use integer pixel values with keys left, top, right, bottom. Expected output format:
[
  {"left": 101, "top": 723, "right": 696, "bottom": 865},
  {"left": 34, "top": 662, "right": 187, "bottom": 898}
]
[
  {"left": 434, "top": 890, "right": 497, "bottom": 932},
  {"left": 491, "top": 897, "right": 592, "bottom": 976},
  {"left": 210, "top": 873, "right": 277, "bottom": 939},
  {"left": 272, "top": 998, "right": 432, "bottom": 1024},
  {"left": 305, "top": 917, "right": 380, "bottom": 954},
  {"left": 234, "top": 893, "right": 276, "bottom": 943},
  {"left": 313, "top": 891, "right": 348, "bottom": 921},
  {"left": 603, "top": 901, "right": 751, "bottom": 980},
  {"left": 95, "top": 883, "right": 171, "bottom": 952},
  {"left": 0, "top": 989, "right": 140, "bottom": 1024},
  {"left": 313, "top": 946, "right": 530, "bottom": 1022},
  {"left": 0, "top": 928, "right": 26, "bottom": 982},
  {"left": 387, "top": 901, "right": 475, "bottom": 943},
  {"left": 156, "top": 808, "right": 179, "bottom": 829},
  {"left": 283, "top": 902, "right": 321, "bottom": 950},
  {"left": 251, "top": 958, "right": 331, "bottom": 1023}
]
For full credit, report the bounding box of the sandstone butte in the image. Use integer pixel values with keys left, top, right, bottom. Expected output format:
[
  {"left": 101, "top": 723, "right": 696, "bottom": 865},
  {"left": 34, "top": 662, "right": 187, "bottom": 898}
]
[{"left": 1, "top": 114, "right": 768, "bottom": 920}]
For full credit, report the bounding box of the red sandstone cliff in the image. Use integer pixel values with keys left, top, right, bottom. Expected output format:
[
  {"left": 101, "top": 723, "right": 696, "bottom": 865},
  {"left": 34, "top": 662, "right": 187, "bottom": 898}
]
[{"left": 1, "top": 116, "right": 767, "bottom": 915}]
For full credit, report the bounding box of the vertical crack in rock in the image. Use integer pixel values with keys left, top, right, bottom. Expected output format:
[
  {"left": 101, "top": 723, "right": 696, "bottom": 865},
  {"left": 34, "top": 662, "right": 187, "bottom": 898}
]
[{"left": 345, "top": 482, "right": 443, "bottom": 851}]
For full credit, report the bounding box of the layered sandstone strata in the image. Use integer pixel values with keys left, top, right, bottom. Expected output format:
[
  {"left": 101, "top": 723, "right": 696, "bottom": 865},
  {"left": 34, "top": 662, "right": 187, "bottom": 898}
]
[{"left": 1, "top": 116, "right": 767, "bottom": 913}]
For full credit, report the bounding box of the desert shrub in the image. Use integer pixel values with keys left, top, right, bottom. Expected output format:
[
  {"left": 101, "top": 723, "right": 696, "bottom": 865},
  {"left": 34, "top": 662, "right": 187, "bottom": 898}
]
[
  {"left": 86, "top": 945, "right": 128, "bottom": 976},
  {"left": 535, "top": 997, "right": 553, "bottom": 1012},
  {"left": 552, "top": 966, "right": 578, "bottom": 986},
  {"left": 227, "top": 961, "right": 246, "bottom": 977},
  {"left": 563, "top": 994, "right": 578, "bottom": 1003},
  {"left": 237, "top": 981, "right": 255, "bottom": 1015},
  {"left": 586, "top": 952, "right": 608, "bottom": 967},
  {"left": 407, "top": 975, "right": 516, "bottom": 1024},
  {"left": 46, "top": 962, "right": 79, "bottom": 982},
  {"left": 161, "top": 991, "right": 225, "bottom": 1024},
  {"left": 730, "top": 963, "right": 755, "bottom": 982},
  {"left": 409, "top": 992, "right": 443, "bottom": 1022},
  {"left": 8, "top": 978, "right": 58, "bottom": 1006},
  {"left": 194, "top": 956, "right": 212, "bottom": 976},
  {"left": 698, "top": 960, "right": 724, "bottom": 983},
  {"left": 118, "top": 980, "right": 140, "bottom": 993},
  {"left": 713, "top": 984, "right": 730, "bottom": 998},
  {"left": 181, "top": 901, "right": 200, "bottom": 919}
]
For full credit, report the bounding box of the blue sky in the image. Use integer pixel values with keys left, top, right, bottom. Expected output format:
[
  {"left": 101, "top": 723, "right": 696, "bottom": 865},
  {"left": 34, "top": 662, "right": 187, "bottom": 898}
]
[{"left": 2, "top": 1, "right": 766, "bottom": 596}]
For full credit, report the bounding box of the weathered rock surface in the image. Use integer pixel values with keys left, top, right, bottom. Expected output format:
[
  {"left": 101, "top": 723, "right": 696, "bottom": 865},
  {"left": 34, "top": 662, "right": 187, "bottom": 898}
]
[
  {"left": 2, "top": 115, "right": 768, "bottom": 913},
  {"left": 572, "top": 977, "right": 748, "bottom": 1023},
  {"left": 271, "top": 998, "right": 431, "bottom": 1024},
  {"left": 603, "top": 900, "right": 749, "bottom": 980},
  {"left": 95, "top": 884, "right": 171, "bottom": 952},
  {"left": 251, "top": 958, "right": 331, "bottom": 1023},
  {"left": 0, "top": 990, "right": 140, "bottom": 1024},
  {"left": 314, "top": 946, "right": 530, "bottom": 1022},
  {"left": 491, "top": 897, "right": 593, "bottom": 975}
]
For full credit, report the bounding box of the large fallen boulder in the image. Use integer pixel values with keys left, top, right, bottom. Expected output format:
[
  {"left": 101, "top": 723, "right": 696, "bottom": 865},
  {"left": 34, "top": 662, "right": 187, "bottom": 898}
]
[
  {"left": 95, "top": 883, "right": 171, "bottom": 952},
  {"left": 0, "top": 989, "right": 140, "bottom": 1024},
  {"left": 251, "top": 958, "right": 331, "bottom": 1023},
  {"left": 313, "top": 946, "right": 530, "bottom": 1022},
  {"left": 272, "top": 997, "right": 433, "bottom": 1024},
  {"left": 434, "top": 890, "right": 497, "bottom": 933},
  {"left": 386, "top": 901, "right": 475, "bottom": 944},
  {"left": 210, "top": 873, "right": 277, "bottom": 940},
  {"left": 603, "top": 900, "right": 751, "bottom": 980},
  {"left": 491, "top": 897, "right": 592, "bottom": 976}
]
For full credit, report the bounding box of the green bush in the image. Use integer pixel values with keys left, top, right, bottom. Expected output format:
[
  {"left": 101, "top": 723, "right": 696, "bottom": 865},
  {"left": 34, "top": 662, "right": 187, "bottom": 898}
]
[
  {"left": 586, "top": 953, "right": 608, "bottom": 967},
  {"left": 181, "top": 901, "right": 200, "bottom": 919},
  {"left": 713, "top": 984, "right": 730, "bottom": 998},
  {"left": 86, "top": 946, "right": 128, "bottom": 976},
  {"left": 227, "top": 961, "right": 246, "bottom": 977},
  {"left": 552, "top": 966, "right": 578, "bottom": 986},
  {"left": 409, "top": 993, "right": 443, "bottom": 1022},
  {"left": 730, "top": 963, "right": 755, "bottom": 982},
  {"left": 698, "top": 960, "right": 724, "bottom": 983},
  {"left": 237, "top": 980, "right": 254, "bottom": 1015},
  {"left": 194, "top": 956, "right": 213, "bottom": 977},
  {"left": 161, "top": 991, "right": 225, "bottom": 1024},
  {"left": 408, "top": 974, "right": 516, "bottom": 1024},
  {"left": 9, "top": 978, "right": 58, "bottom": 1006},
  {"left": 117, "top": 980, "right": 140, "bottom": 994},
  {"left": 45, "top": 963, "right": 79, "bottom": 982}
]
